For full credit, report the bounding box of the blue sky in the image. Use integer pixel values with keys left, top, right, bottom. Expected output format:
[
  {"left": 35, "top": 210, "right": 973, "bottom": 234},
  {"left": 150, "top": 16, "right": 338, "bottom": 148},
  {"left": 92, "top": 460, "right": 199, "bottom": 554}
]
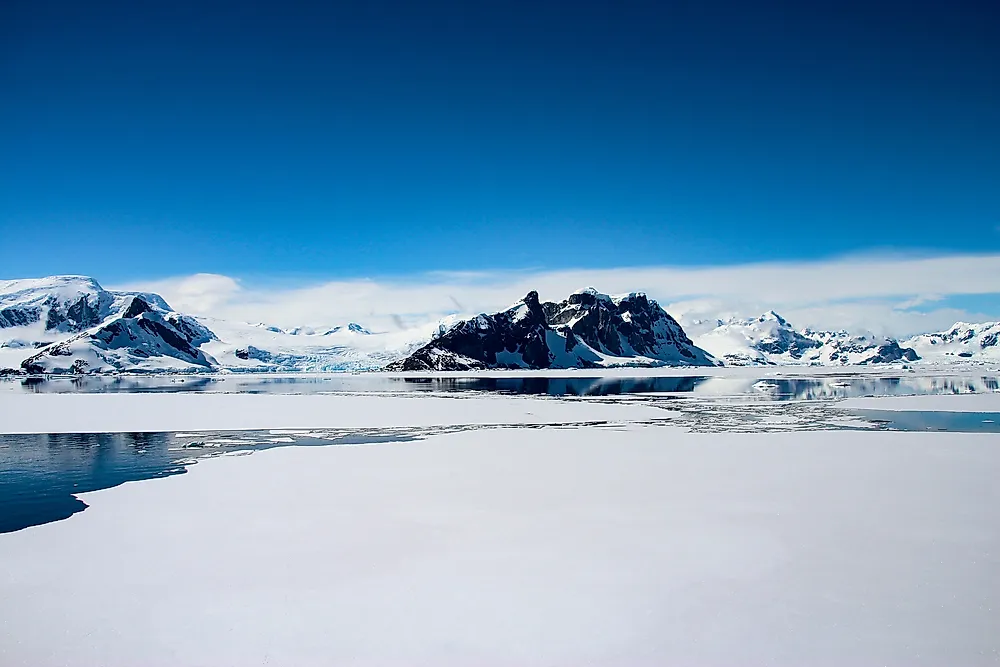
[{"left": 2, "top": 0, "right": 998, "bottom": 284}]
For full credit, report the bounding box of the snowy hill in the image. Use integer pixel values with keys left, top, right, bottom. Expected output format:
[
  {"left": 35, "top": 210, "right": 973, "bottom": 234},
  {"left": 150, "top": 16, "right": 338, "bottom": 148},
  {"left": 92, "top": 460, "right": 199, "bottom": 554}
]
[
  {"left": 0, "top": 275, "right": 169, "bottom": 338},
  {"left": 0, "top": 276, "right": 195, "bottom": 373},
  {"left": 694, "top": 311, "right": 918, "bottom": 366},
  {"left": 904, "top": 322, "right": 1000, "bottom": 363},
  {"left": 0, "top": 276, "right": 430, "bottom": 374},
  {"left": 388, "top": 289, "right": 717, "bottom": 371},
  {"left": 22, "top": 296, "right": 217, "bottom": 374}
]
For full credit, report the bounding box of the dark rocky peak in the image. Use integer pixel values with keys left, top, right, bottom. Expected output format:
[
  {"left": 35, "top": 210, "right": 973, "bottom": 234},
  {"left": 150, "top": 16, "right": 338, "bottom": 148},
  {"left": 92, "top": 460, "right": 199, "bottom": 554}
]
[
  {"left": 387, "top": 292, "right": 552, "bottom": 371},
  {"left": 542, "top": 288, "right": 706, "bottom": 362},
  {"left": 759, "top": 310, "right": 789, "bottom": 326},
  {"left": 388, "top": 288, "right": 716, "bottom": 371},
  {"left": 122, "top": 295, "right": 153, "bottom": 319},
  {"left": 523, "top": 289, "right": 541, "bottom": 308}
]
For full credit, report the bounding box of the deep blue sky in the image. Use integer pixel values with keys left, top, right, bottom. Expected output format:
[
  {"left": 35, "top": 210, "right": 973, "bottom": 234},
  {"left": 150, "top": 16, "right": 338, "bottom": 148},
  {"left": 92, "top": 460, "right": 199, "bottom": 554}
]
[{"left": 1, "top": 0, "right": 998, "bottom": 282}]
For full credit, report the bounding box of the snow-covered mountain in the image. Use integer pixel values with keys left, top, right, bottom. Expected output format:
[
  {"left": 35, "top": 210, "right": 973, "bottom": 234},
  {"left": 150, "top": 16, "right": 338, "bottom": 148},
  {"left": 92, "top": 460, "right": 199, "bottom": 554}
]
[
  {"left": 388, "top": 289, "right": 718, "bottom": 371},
  {"left": 694, "top": 311, "right": 919, "bottom": 366},
  {"left": 0, "top": 275, "right": 443, "bottom": 374},
  {"left": 22, "top": 295, "right": 217, "bottom": 374},
  {"left": 256, "top": 322, "right": 372, "bottom": 336},
  {"left": 0, "top": 275, "right": 169, "bottom": 338},
  {"left": 3, "top": 275, "right": 998, "bottom": 374},
  {"left": 0, "top": 276, "right": 202, "bottom": 373},
  {"left": 904, "top": 322, "right": 1000, "bottom": 363}
]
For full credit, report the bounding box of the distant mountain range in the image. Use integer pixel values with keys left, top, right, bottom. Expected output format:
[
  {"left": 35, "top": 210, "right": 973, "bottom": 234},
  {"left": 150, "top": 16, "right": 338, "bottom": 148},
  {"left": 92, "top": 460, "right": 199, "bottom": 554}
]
[
  {"left": 691, "top": 311, "right": 920, "bottom": 366},
  {"left": 1, "top": 275, "right": 997, "bottom": 374},
  {"left": 904, "top": 322, "right": 1000, "bottom": 362}
]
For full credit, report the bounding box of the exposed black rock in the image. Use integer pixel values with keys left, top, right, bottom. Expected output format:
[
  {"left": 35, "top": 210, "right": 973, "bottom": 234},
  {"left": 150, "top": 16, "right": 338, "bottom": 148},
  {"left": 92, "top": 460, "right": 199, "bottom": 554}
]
[
  {"left": 858, "top": 340, "right": 920, "bottom": 365},
  {"left": 235, "top": 346, "right": 272, "bottom": 362},
  {"left": 542, "top": 290, "right": 713, "bottom": 363},
  {"left": 22, "top": 305, "right": 216, "bottom": 374},
  {"left": 387, "top": 288, "right": 716, "bottom": 371},
  {"left": 388, "top": 291, "right": 555, "bottom": 371},
  {"left": 0, "top": 306, "right": 40, "bottom": 328},
  {"left": 121, "top": 295, "right": 153, "bottom": 319}
]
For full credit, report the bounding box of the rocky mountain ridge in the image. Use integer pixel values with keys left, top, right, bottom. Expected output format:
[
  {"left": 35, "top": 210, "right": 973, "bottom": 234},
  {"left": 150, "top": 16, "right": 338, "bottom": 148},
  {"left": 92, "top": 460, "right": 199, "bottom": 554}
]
[
  {"left": 21, "top": 295, "right": 218, "bottom": 374},
  {"left": 388, "top": 289, "right": 718, "bottom": 371},
  {"left": 904, "top": 321, "right": 1000, "bottom": 362},
  {"left": 693, "top": 311, "right": 919, "bottom": 366},
  {"left": 2, "top": 275, "right": 997, "bottom": 374}
]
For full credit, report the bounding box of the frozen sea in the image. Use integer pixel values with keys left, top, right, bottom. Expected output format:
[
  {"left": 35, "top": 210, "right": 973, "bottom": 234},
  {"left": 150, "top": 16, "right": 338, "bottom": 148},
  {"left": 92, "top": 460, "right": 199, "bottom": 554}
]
[{"left": 1, "top": 369, "right": 999, "bottom": 665}]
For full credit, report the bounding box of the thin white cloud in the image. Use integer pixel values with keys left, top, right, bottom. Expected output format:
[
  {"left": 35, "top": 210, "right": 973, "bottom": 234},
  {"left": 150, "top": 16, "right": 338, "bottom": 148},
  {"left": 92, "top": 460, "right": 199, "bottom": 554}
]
[
  {"left": 130, "top": 273, "right": 242, "bottom": 314},
  {"left": 112, "top": 253, "right": 1000, "bottom": 338}
]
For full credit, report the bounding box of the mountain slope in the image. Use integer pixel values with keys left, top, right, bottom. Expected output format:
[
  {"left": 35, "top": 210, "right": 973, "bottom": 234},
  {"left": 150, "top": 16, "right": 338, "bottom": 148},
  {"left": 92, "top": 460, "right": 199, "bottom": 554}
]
[
  {"left": 22, "top": 296, "right": 217, "bottom": 374},
  {"left": 0, "top": 275, "right": 170, "bottom": 334},
  {"left": 694, "top": 312, "right": 918, "bottom": 366},
  {"left": 904, "top": 322, "right": 1000, "bottom": 363},
  {"left": 388, "top": 289, "right": 717, "bottom": 371},
  {"left": 543, "top": 289, "right": 716, "bottom": 366},
  {"left": 196, "top": 316, "right": 436, "bottom": 372},
  {"left": 0, "top": 275, "right": 431, "bottom": 374}
]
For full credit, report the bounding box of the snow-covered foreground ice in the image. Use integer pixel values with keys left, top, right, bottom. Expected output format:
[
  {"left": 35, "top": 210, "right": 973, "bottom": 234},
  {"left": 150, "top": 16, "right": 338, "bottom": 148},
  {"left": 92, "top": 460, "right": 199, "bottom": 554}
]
[
  {"left": 0, "top": 392, "right": 669, "bottom": 434},
  {"left": 2, "top": 424, "right": 998, "bottom": 666}
]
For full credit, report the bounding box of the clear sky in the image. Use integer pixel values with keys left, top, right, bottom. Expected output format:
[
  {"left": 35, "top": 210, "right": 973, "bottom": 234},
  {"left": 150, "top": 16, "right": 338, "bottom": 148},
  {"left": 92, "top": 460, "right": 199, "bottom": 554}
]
[{"left": 1, "top": 0, "right": 998, "bottom": 284}]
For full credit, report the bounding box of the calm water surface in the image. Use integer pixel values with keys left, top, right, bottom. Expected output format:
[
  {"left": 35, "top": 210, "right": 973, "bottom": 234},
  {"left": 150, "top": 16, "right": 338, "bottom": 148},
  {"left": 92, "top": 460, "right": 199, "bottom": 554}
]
[{"left": 4, "top": 373, "right": 999, "bottom": 399}]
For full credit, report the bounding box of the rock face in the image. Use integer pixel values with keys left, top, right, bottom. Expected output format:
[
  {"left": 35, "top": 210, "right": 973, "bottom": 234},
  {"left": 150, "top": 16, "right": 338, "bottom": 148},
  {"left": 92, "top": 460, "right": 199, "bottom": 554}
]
[
  {"left": 694, "top": 312, "right": 919, "bottom": 366},
  {"left": 0, "top": 276, "right": 220, "bottom": 374},
  {"left": 387, "top": 291, "right": 554, "bottom": 371},
  {"left": 543, "top": 289, "right": 715, "bottom": 365},
  {"left": 387, "top": 289, "right": 717, "bottom": 371},
  {"left": 21, "top": 296, "right": 217, "bottom": 374}
]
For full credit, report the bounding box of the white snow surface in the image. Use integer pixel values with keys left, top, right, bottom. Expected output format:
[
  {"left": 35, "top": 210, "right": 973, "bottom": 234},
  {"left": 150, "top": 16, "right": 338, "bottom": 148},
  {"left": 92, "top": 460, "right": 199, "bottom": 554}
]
[
  {"left": 905, "top": 321, "right": 1000, "bottom": 363},
  {"left": 695, "top": 311, "right": 914, "bottom": 366},
  {"left": 0, "top": 275, "right": 169, "bottom": 328},
  {"left": 1, "top": 424, "right": 997, "bottom": 665},
  {"left": 197, "top": 315, "right": 450, "bottom": 372},
  {"left": 0, "top": 392, "right": 668, "bottom": 434}
]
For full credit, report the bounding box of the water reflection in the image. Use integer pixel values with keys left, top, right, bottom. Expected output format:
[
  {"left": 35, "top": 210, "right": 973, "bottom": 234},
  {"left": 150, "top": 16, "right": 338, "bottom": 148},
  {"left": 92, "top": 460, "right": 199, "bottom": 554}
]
[
  {"left": 702, "top": 376, "right": 1000, "bottom": 401},
  {"left": 4, "top": 373, "right": 999, "bottom": 400},
  {"left": 0, "top": 432, "right": 185, "bottom": 533}
]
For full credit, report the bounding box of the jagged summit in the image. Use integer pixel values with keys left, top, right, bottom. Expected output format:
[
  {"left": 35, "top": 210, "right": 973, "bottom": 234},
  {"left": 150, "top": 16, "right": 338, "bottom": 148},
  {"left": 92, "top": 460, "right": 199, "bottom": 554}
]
[
  {"left": 387, "top": 291, "right": 554, "bottom": 371},
  {"left": 387, "top": 289, "right": 717, "bottom": 371},
  {"left": 757, "top": 310, "right": 788, "bottom": 326},
  {"left": 22, "top": 295, "right": 217, "bottom": 374},
  {"left": 2, "top": 274, "right": 993, "bottom": 374}
]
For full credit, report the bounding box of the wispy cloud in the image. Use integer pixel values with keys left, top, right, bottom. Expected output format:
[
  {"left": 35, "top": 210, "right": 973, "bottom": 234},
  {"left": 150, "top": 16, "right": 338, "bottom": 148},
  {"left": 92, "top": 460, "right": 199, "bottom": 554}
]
[{"left": 113, "top": 253, "right": 1000, "bottom": 337}]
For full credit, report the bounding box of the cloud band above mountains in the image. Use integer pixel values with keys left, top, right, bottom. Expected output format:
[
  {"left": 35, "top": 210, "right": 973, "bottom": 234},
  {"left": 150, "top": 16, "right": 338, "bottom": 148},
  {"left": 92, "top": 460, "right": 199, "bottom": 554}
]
[{"left": 113, "top": 253, "right": 1000, "bottom": 338}]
